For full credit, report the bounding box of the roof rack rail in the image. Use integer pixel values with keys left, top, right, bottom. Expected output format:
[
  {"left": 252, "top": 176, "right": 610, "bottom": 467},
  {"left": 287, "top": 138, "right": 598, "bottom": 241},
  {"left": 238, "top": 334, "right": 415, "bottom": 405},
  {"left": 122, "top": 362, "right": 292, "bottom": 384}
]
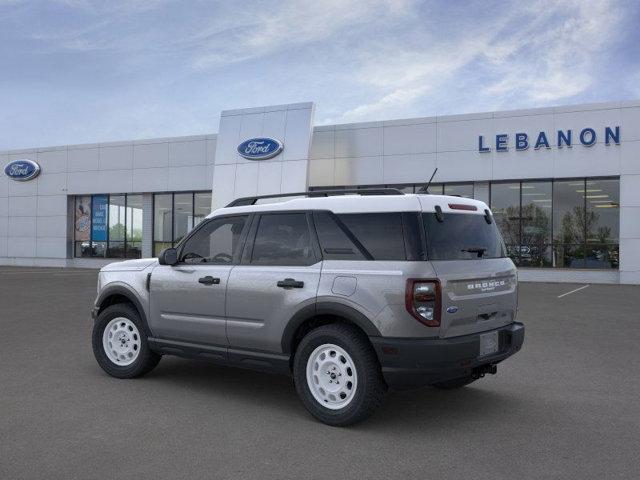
[{"left": 225, "top": 188, "right": 405, "bottom": 207}]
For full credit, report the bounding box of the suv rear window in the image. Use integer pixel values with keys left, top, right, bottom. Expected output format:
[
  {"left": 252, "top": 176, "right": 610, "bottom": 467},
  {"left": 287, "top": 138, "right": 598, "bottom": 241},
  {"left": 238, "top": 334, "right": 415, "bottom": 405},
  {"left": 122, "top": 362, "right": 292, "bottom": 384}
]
[{"left": 423, "top": 213, "right": 506, "bottom": 260}]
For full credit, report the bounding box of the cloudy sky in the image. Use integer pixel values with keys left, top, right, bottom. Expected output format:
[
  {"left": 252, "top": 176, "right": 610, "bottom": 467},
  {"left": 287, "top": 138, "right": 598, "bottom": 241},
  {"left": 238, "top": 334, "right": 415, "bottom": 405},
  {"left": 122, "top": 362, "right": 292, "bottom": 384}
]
[{"left": 1, "top": 0, "right": 638, "bottom": 150}]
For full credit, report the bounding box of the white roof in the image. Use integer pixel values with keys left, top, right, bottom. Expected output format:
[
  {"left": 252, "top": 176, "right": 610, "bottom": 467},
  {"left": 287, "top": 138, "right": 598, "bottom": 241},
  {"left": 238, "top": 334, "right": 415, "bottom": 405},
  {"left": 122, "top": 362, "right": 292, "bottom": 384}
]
[{"left": 209, "top": 194, "right": 490, "bottom": 217}]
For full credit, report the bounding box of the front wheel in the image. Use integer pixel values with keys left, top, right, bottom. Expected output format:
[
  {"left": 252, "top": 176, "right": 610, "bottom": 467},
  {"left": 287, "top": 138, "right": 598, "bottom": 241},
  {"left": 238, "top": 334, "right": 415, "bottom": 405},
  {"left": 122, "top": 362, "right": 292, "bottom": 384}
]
[
  {"left": 92, "top": 303, "right": 161, "bottom": 378},
  {"left": 293, "top": 324, "right": 386, "bottom": 426}
]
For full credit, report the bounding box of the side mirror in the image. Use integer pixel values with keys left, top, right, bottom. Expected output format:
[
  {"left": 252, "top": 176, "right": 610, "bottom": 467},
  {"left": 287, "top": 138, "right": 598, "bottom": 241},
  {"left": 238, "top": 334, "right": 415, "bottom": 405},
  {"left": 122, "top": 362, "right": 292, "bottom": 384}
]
[{"left": 158, "top": 247, "right": 178, "bottom": 266}]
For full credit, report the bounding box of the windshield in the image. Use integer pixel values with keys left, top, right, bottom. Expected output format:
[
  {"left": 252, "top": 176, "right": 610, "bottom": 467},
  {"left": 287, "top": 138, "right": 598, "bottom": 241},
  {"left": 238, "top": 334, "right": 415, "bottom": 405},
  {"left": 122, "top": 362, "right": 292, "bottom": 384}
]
[{"left": 423, "top": 212, "right": 506, "bottom": 260}]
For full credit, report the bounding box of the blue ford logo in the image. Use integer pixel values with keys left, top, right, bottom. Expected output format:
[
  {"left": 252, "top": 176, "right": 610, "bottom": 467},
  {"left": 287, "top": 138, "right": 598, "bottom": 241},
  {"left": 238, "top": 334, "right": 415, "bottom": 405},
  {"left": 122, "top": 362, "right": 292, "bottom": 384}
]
[
  {"left": 446, "top": 306, "right": 459, "bottom": 314},
  {"left": 237, "top": 137, "right": 283, "bottom": 160},
  {"left": 4, "top": 159, "right": 41, "bottom": 181}
]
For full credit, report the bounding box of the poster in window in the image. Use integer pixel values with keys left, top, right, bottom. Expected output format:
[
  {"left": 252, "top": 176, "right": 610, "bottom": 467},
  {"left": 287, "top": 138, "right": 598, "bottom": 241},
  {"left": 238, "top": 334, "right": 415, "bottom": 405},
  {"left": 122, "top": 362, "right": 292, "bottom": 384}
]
[
  {"left": 74, "top": 196, "right": 91, "bottom": 241},
  {"left": 92, "top": 195, "right": 108, "bottom": 242}
]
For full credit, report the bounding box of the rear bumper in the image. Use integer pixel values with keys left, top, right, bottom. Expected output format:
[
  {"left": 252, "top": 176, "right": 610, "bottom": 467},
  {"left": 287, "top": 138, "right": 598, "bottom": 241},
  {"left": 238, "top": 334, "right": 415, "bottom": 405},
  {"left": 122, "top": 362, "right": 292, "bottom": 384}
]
[{"left": 370, "top": 322, "right": 524, "bottom": 390}]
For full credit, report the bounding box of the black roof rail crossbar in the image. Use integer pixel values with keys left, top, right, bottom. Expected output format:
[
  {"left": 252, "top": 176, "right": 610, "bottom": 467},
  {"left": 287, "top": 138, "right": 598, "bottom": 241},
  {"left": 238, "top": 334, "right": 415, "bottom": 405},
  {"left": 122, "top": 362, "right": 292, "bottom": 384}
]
[{"left": 225, "top": 188, "right": 405, "bottom": 207}]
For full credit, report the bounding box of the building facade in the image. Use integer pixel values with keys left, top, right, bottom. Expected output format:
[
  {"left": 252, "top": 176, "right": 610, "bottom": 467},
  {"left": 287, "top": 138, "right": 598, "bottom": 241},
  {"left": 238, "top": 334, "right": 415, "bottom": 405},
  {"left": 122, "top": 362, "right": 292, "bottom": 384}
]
[{"left": 1, "top": 100, "right": 639, "bottom": 284}]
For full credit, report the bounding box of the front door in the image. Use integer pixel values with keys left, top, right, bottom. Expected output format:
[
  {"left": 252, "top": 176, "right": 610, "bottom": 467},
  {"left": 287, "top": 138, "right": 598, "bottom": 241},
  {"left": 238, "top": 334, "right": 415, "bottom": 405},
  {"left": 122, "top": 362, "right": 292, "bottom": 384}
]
[
  {"left": 226, "top": 212, "right": 321, "bottom": 353},
  {"left": 149, "top": 214, "right": 250, "bottom": 346}
]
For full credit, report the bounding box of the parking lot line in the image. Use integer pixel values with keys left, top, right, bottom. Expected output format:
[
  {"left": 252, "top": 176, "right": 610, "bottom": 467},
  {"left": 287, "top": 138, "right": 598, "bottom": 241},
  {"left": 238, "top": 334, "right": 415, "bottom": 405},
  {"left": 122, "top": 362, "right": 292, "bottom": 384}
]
[{"left": 557, "top": 284, "right": 590, "bottom": 298}]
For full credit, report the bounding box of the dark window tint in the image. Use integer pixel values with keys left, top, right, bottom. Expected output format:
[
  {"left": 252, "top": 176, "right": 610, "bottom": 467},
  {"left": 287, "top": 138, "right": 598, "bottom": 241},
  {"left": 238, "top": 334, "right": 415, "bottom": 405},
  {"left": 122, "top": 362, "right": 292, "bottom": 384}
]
[
  {"left": 336, "top": 213, "right": 406, "bottom": 260},
  {"left": 423, "top": 213, "right": 506, "bottom": 260},
  {"left": 180, "top": 216, "right": 248, "bottom": 264},
  {"left": 313, "top": 211, "right": 366, "bottom": 260},
  {"left": 251, "top": 213, "right": 315, "bottom": 266}
]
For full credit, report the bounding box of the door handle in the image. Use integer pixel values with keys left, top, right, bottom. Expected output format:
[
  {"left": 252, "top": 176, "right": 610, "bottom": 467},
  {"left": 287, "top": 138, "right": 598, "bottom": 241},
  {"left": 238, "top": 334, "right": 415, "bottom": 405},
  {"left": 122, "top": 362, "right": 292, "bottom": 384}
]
[
  {"left": 277, "top": 278, "right": 304, "bottom": 289},
  {"left": 198, "top": 276, "right": 220, "bottom": 285}
]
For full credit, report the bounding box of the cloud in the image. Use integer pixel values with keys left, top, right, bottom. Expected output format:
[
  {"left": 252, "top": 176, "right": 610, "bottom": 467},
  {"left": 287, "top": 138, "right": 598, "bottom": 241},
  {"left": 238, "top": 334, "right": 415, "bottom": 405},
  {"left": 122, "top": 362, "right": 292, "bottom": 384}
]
[
  {"left": 334, "top": 0, "right": 626, "bottom": 122},
  {"left": 191, "top": 0, "right": 415, "bottom": 70}
]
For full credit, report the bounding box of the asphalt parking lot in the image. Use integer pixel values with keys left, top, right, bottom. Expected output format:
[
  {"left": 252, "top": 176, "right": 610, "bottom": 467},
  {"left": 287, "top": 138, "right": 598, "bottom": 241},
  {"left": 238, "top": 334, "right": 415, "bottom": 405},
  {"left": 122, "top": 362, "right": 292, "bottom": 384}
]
[{"left": 1, "top": 267, "right": 639, "bottom": 480}]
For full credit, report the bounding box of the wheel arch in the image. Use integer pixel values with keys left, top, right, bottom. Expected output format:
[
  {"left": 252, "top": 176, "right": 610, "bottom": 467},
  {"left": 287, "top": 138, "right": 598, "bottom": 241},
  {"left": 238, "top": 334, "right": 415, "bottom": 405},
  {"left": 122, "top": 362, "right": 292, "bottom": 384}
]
[
  {"left": 95, "top": 284, "right": 152, "bottom": 337},
  {"left": 282, "top": 301, "right": 381, "bottom": 356}
]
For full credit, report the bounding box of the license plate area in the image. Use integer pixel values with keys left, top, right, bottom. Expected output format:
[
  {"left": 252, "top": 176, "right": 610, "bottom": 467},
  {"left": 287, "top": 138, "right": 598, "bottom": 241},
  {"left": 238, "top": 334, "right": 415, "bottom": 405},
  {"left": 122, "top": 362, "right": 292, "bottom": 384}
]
[{"left": 479, "top": 331, "right": 499, "bottom": 357}]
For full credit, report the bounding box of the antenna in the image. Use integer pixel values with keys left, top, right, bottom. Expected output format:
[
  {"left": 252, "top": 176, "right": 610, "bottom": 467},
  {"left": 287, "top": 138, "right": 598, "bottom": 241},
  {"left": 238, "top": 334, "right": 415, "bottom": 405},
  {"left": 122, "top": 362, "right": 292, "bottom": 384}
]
[{"left": 418, "top": 168, "right": 438, "bottom": 193}]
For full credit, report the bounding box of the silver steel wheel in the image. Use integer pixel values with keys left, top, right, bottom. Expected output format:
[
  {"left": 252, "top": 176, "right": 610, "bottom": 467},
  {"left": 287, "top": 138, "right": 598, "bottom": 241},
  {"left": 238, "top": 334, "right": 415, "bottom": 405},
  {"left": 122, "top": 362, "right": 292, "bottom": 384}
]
[
  {"left": 102, "top": 317, "right": 141, "bottom": 366},
  {"left": 306, "top": 343, "right": 358, "bottom": 410}
]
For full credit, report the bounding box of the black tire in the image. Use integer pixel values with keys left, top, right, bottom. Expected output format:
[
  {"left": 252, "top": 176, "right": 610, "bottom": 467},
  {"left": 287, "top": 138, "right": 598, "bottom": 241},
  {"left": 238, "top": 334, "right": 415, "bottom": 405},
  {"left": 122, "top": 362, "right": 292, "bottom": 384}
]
[
  {"left": 92, "top": 303, "right": 161, "bottom": 379},
  {"left": 432, "top": 376, "right": 477, "bottom": 390},
  {"left": 293, "top": 324, "right": 387, "bottom": 426}
]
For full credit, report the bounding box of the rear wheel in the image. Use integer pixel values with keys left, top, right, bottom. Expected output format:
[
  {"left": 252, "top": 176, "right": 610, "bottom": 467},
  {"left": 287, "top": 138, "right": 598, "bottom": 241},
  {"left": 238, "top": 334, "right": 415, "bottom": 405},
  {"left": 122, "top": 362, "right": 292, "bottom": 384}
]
[
  {"left": 92, "top": 303, "right": 161, "bottom": 378},
  {"left": 293, "top": 324, "right": 386, "bottom": 426},
  {"left": 432, "top": 376, "right": 477, "bottom": 389}
]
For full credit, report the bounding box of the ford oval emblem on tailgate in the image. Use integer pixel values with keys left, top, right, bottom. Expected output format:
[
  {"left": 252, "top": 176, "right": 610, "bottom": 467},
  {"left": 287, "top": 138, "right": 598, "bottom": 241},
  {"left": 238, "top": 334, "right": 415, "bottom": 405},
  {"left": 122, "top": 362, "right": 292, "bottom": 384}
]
[{"left": 447, "top": 306, "right": 459, "bottom": 314}]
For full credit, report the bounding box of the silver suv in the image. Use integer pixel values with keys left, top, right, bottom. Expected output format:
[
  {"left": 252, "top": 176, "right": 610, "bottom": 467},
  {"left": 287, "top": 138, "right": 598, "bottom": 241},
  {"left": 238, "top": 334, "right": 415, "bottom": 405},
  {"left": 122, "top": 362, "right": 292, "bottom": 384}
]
[{"left": 91, "top": 189, "right": 524, "bottom": 426}]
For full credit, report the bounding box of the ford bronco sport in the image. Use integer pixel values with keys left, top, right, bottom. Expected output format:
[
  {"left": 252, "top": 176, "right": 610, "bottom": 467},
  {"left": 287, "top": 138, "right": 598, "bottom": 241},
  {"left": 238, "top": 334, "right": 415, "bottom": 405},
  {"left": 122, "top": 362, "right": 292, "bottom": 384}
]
[{"left": 91, "top": 189, "right": 524, "bottom": 426}]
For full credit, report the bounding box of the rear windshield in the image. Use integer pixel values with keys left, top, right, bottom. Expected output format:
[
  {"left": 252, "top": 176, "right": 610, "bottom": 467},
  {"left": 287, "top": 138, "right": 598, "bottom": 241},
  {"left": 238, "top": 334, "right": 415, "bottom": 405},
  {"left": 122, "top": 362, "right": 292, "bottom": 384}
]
[{"left": 423, "top": 213, "right": 506, "bottom": 260}]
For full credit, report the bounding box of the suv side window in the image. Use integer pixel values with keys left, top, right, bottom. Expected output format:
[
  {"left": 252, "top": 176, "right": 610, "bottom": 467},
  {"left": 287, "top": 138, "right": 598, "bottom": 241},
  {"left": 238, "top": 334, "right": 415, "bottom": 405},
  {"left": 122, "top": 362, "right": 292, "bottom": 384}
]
[
  {"left": 336, "top": 213, "right": 407, "bottom": 260},
  {"left": 250, "top": 213, "right": 316, "bottom": 266},
  {"left": 313, "top": 211, "right": 367, "bottom": 260},
  {"left": 180, "top": 215, "right": 249, "bottom": 264}
]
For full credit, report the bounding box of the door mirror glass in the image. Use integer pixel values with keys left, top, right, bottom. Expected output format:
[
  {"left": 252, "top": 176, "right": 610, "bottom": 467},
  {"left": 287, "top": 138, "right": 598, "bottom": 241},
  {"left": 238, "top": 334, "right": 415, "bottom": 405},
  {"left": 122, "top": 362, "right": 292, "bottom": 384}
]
[{"left": 158, "top": 247, "right": 178, "bottom": 266}]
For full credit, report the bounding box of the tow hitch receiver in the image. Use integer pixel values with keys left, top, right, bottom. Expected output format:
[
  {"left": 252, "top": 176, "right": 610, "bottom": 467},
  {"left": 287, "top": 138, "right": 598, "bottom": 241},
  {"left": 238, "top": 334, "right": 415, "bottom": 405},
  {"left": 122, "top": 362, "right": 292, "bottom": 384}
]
[{"left": 473, "top": 364, "right": 497, "bottom": 379}]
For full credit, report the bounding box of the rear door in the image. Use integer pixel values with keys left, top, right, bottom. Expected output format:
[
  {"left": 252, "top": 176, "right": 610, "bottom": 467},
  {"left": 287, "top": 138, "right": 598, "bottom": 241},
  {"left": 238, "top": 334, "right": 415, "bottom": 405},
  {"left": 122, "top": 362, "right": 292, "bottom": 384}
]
[
  {"left": 422, "top": 211, "right": 517, "bottom": 338},
  {"left": 149, "top": 214, "right": 250, "bottom": 346},
  {"left": 226, "top": 212, "right": 321, "bottom": 353}
]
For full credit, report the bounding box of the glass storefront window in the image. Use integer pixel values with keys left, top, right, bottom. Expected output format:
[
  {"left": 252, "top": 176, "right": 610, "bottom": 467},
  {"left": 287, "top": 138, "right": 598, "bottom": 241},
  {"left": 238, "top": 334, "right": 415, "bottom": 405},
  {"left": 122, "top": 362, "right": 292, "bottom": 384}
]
[
  {"left": 520, "top": 181, "right": 552, "bottom": 267},
  {"left": 108, "top": 195, "right": 125, "bottom": 258},
  {"left": 553, "top": 180, "right": 586, "bottom": 267},
  {"left": 194, "top": 192, "right": 212, "bottom": 228},
  {"left": 585, "top": 179, "right": 619, "bottom": 269},
  {"left": 153, "top": 191, "right": 212, "bottom": 256},
  {"left": 444, "top": 183, "right": 474, "bottom": 198},
  {"left": 173, "top": 193, "right": 193, "bottom": 245},
  {"left": 126, "top": 195, "right": 143, "bottom": 259},
  {"left": 490, "top": 182, "right": 521, "bottom": 264},
  {"left": 74, "top": 193, "right": 144, "bottom": 259},
  {"left": 74, "top": 196, "right": 92, "bottom": 257},
  {"left": 153, "top": 194, "right": 173, "bottom": 256}
]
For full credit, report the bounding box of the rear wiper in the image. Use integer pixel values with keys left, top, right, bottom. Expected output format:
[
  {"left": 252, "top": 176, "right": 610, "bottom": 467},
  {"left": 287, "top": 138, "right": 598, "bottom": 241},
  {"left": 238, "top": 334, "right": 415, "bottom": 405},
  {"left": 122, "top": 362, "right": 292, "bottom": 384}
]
[{"left": 461, "top": 247, "right": 486, "bottom": 258}]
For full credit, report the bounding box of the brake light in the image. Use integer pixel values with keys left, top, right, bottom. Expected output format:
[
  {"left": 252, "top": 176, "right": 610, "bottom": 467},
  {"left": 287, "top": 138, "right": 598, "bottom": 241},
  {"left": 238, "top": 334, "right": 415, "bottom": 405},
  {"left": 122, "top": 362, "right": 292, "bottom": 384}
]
[
  {"left": 405, "top": 279, "right": 441, "bottom": 327},
  {"left": 448, "top": 203, "right": 477, "bottom": 211}
]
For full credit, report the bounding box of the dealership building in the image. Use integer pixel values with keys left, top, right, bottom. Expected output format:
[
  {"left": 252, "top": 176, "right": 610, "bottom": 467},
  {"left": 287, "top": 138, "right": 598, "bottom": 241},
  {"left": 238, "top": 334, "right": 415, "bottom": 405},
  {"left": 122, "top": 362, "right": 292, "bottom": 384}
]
[{"left": 1, "top": 100, "right": 639, "bottom": 284}]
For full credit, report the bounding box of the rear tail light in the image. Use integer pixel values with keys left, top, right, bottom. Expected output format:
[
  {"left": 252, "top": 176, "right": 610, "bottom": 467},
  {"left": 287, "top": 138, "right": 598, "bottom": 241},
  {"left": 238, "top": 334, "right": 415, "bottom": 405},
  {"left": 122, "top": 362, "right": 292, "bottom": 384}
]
[{"left": 406, "top": 279, "right": 441, "bottom": 327}]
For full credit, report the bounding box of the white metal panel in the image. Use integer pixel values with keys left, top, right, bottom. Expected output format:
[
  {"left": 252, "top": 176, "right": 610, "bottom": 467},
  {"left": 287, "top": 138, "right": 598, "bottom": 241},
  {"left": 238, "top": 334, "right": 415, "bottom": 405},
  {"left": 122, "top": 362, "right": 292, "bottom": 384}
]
[
  {"left": 620, "top": 140, "right": 640, "bottom": 175},
  {"left": 36, "top": 149, "right": 68, "bottom": 174},
  {"left": 7, "top": 236, "right": 36, "bottom": 257},
  {"left": 8, "top": 195, "right": 36, "bottom": 216},
  {"left": 383, "top": 123, "right": 436, "bottom": 155},
  {"left": 168, "top": 140, "right": 206, "bottom": 167},
  {"left": 132, "top": 167, "right": 169, "bottom": 192},
  {"left": 36, "top": 173, "right": 67, "bottom": 196},
  {"left": 334, "top": 127, "right": 382, "bottom": 158},
  {"left": 36, "top": 237, "right": 67, "bottom": 258},
  {"left": 167, "top": 165, "right": 208, "bottom": 191},
  {"left": 133, "top": 142, "right": 169, "bottom": 169},
  {"left": 68, "top": 147, "right": 99, "bottom": 171},
  {"left": 8, "top": 216, "right": 36, "bottom": 237},
  {"left": 99, "top": 144, "right": 133, "bottom": 170},
  {"left": 36, "top": 195, "right": 67, "bottom": 217},
  {"left": 309, "top": 130, "right": 334, "bottom": 160},
  {"left": 382, "top": 153, "right": 436, "bottom": 184},
  {"left": 36, "top": 215, "right": 67, "bottom": 238}
]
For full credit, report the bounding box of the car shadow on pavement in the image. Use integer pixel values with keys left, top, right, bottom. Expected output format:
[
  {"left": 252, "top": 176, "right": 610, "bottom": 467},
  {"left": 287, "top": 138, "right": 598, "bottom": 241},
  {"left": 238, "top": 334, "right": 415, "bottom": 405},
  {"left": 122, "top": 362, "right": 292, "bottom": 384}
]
[{"left": 129, "top": 357, "right": 522, "bottom": 430}]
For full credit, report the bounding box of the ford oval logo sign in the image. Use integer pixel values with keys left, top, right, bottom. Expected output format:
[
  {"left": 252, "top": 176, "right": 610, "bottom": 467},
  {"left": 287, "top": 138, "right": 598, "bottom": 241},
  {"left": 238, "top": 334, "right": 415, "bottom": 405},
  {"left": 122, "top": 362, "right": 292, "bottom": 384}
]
[
  {"left": 4, "top": 159, "right": 41, "bottom": 181},
  {"left": 237, "top": 137, "right": 283, "bottom": 160}
]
